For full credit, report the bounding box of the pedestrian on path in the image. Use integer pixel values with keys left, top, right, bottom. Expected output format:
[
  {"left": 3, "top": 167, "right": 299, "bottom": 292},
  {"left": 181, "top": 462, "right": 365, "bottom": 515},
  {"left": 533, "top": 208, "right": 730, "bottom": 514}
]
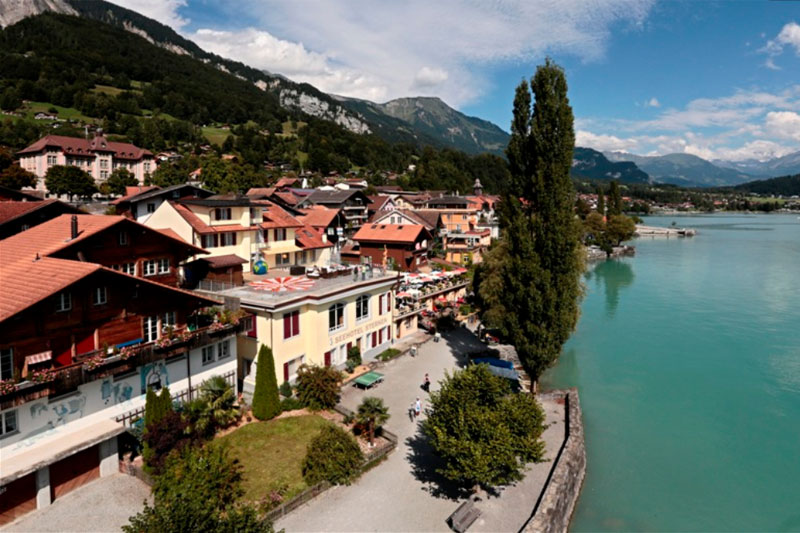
[
  {"left": 422, "top": 373, "right": 430, "bottom": 392},
  {"left": 415, "top": 397, "right": 421, "bottom": 418}
]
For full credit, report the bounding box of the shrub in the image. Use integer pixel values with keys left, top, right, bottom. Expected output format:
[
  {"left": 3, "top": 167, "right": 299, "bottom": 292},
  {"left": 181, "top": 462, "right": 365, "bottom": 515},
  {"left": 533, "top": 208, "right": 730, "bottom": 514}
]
[
  {"left": 279, "top": 397, "right": 304, "bottom": 412},
  {"left": 142, "top": 411, "right": 196, "bottom": 475},
  {"left": 378, "top": 348, "right": 400, "bottom": 361},
  {"left": 437, "top": 314, "right": 457, "bottom": 331},
  {"left": 295, "top": 364, "right": 342, "bottom": 410},
  {"left": 345, "top": 358, "right": 358, "bottom": 374},
  {"left": 252, "top": 345, "right": 281, "bottom": 420},
  {"left": 279, "top": 381, "right": 293, "bottom": 398},
  {"left": 302, "top": 424, "right": 364, "bottom": 486},
  {"left": 355, "top": 397, "right": 390, "bottom": 446},
  {"left": 347, "top": 346, "right": 362, "bottom": 365},
  {"left": 185, "top": 376, "right": 240, "bottom": 438}
]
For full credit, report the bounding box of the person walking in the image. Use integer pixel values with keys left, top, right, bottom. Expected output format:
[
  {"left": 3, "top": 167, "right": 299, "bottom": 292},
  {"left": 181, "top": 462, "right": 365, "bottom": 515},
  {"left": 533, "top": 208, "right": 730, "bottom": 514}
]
[
  {"left": 414, "top": 397, "right": 421, "bottom": 418},
  {"left": 422, "top": 373, "right": 431, "bottom": 392}
]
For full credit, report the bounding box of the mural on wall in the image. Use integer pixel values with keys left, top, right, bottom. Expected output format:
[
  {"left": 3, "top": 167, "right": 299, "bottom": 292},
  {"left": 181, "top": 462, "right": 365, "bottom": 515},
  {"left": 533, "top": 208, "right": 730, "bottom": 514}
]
[
  {"left": 13, "top": 392, "right": 87, "bottom": 450},
  {"left": 101, "top": 378, "right": 134, "bottom": 406},
  {"left": 141, "top": 360, "right": 169, "bottom": 394}
]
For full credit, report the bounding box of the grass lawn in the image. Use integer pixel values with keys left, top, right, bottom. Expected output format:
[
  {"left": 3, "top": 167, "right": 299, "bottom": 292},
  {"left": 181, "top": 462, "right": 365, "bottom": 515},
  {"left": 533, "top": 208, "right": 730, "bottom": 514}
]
[
  {"left": 203, "top": 126, "right": 233, "bottom": 146},
  {"left": 22, "top": 101, "right": 95, "bottom": 122},
  {"left": 215, "top": 414, "right": 332, "bottom": 503}
]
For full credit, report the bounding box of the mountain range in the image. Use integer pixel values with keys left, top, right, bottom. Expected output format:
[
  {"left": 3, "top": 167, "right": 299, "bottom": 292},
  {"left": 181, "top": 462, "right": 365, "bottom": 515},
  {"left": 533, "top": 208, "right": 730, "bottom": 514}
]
[{"left": 2, "top": 0, "right": 800, "bottom": 188}]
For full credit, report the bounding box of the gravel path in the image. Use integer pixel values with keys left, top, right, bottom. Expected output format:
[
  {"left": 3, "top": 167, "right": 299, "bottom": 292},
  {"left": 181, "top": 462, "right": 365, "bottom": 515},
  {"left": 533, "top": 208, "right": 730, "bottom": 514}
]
[
  {"left": 2, "top": 474, "right": 150, "bottom": 532},
  {"left": 276, "top": 328, "right": 565, "bottom": 532}
]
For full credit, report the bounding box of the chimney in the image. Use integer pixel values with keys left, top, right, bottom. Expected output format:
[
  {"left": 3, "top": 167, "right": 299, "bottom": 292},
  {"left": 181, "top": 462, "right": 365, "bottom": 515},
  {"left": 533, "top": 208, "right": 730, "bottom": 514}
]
[{"left": 70, "top": 215, "right": 78, "bottom": 239}]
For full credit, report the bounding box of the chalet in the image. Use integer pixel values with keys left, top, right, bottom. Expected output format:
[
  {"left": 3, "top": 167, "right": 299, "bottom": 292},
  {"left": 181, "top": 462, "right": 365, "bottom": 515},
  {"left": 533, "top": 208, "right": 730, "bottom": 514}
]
[
  {"left": 370, "top": 209, "right": 443, "bottom": 235},
  {"left": 0, "top": 200, "right": 83, "bottom": 240},
  {"left": 17, "top": 133, "right": 155, "bottom": 189},
  {"left": 297, "top": 205, "right": 346, "bottom": 245},
  {"left": 351, "top": 223, "right": 432, "bottom": 272},
  {"left": 0, "top": 185, "right": 42, "bottom": 202},
  {"left": 0, "top": 214, "right": 206, "bottom": 288},
  {"left": 366, "top": 195, "right": 395, "bottom": 218},
  {"left": 301, "top": 189, "right": 370, "bottom": 233},
  {"left": 110, "top": 183, "right": 213, "bottom": 223},
  {"left": 0, "top": 245, "right": 241, "bottom": 525}
]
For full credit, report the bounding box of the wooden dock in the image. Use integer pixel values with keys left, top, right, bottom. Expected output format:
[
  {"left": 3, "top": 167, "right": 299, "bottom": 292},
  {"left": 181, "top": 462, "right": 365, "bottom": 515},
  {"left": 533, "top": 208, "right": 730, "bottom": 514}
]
[{"left": 635, "top": 225, "right": 696, "bottom": 237}]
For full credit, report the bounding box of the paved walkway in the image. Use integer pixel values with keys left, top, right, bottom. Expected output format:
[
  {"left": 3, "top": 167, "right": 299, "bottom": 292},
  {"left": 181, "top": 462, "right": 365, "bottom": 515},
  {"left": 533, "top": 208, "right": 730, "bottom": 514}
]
[
  {"left": 2, "top": 473, "right": 150, "bottom": 532},
  {"left": 276, "top": 328, "right": 565, "bottom": 533}
]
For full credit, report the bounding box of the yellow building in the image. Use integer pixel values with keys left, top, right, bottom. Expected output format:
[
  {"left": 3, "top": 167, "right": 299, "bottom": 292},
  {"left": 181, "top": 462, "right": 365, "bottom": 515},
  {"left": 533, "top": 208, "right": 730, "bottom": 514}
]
[
  {"left": 210, "top": 266, "right": 398, "bottom": 394},
  {"left": 145, "top": 194, "right": 330, "bottom": 272}
]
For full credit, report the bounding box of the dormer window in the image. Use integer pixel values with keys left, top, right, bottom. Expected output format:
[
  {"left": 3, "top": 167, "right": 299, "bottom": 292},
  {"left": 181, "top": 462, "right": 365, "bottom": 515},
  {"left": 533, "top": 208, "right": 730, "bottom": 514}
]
[{"left": 214, "top": 208, "right": 232, "bottom": 221}]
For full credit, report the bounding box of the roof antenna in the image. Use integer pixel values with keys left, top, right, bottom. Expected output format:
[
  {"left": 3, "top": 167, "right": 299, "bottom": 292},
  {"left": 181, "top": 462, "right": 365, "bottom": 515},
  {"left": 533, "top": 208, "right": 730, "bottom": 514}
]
[{"left": 34, "top": 253, "right": 40, "bottom": 261}]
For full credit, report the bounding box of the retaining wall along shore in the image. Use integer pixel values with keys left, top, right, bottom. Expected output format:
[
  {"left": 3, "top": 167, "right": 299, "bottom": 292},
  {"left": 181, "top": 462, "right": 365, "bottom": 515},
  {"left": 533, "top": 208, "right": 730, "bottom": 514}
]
[{"left": 523, "top": 388, "right": 586, "bottom": 533}]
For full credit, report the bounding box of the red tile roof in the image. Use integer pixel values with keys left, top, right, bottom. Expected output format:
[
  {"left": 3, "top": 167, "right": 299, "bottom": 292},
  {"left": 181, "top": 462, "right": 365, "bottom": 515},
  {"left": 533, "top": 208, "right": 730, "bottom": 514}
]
[
  {"left": 367, "top": 195, "right": 391, "bottom": 212},
  {"left": 274, "top": 191, "right": 302, "bottom": 206},
  {"left": 17, "top": 135, "right": 153, "bottom": 160},
  {"left": 297, "top": 205, "right": 339, "bottom": 228},
  {"left": 275, "top": 177, "right": 300, "bottom": 189},
  {"left": 246, "top": 187, "right": 275, "bottom": 198},
  {"left": 0, "top": 199, "right": 59, "bottom": 224},
  {"left": 261, "top": 202, "right": 303, "bottom": 229},
  {"left": 170, "top": 202, "right": 256, "bottom": 235},
  {"left": 295, "top": 227, "right": 333, "bottom": 250},
  {"left": 353, "top": 223, "right": 430, "bottom": 244}
]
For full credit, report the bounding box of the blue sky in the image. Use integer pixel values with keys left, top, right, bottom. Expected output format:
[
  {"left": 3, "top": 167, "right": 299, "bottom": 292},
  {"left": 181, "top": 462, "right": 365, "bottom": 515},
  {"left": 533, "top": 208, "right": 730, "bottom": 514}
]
[{"left": 112, "top": 0, "right": 800, "bottom": 161}]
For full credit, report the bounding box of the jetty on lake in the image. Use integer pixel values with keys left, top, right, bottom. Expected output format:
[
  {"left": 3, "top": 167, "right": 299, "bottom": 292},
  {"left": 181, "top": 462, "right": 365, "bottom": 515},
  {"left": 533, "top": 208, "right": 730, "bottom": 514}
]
[{"left": 635, "top": 225, "right": 697, "bottom": 237}]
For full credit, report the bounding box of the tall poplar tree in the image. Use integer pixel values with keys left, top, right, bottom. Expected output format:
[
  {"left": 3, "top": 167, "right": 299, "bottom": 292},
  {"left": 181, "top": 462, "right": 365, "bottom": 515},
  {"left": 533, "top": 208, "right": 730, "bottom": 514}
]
[
  {"left": 480, "top": 59, "right": 583, "bottom": 383},
  {"left": 596, "top": 185, "right": 606, "bottom": 216},
  {"left": 608, "top": 180, "right": 623, "bottom": 216}
]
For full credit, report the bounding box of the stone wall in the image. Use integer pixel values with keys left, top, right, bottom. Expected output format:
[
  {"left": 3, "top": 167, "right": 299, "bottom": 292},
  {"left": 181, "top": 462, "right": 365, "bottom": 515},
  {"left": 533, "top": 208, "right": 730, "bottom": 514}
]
[{"left": 524, "top": 388, "right": 586, "bottom": 533}]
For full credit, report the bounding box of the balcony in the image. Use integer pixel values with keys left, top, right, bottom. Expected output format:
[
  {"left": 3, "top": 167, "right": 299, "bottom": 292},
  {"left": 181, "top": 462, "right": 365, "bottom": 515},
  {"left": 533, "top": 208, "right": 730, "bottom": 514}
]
[
  {"left": 394, "top": 303, "right": 424, "bottom": 320},
  {"left": 0, "top": 322, "right": 244, "bottom": 409}
]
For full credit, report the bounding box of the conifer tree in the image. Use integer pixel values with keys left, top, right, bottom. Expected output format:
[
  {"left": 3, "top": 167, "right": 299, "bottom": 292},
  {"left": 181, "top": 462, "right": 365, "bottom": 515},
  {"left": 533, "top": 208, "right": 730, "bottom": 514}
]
[
  {"left": 481, "top": 59, "right": 582, "bottom": 384},
  {"left": 608, "top": 180, "right": 623, "bottom": 216},
  {"left": 252, "top": 345, "right": 280, "bottom": 420}
]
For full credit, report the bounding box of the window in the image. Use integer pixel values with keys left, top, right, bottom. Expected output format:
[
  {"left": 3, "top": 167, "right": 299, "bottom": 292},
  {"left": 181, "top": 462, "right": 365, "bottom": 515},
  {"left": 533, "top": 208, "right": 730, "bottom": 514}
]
[
  {"left": 276, "top": 253, "right": 291, "bottom": 266},
  {"left": 20, "top": 224, "right": 29, "bottom": 231},
  {"left": 283, "top": 310, "right": 300, "bottom": 339},
  {"left": 202, "top": 234, "right": 218, "bottom": 248},
  {"left": 147, "top": 203, "right": 156, "bottom": 213},
  {"left": 47, "top": 154, "right": 57, "bottom": 165},
  {"left": 162, "top": 311, "right": 176, "bottom": 329},
  {"left": 144, "top": 162, "right": 151, "bottom": 173},
  {"left": 329, "top": 303, "right": 345, "bottom": 332},
  {"left": 119, "top": 231, "right": 129, "bottom": 245},
  {"left": 385, "top": 292, "right": 391, "bottom": 314},
  {"left": 113, "top": 262, "right": 136, "bottom": 275},
  {"left": 0, "top": 348, "right": 12, "bottom": 381},
  {"left": 356, "top": 295, "right": 370, "bottom": 321},
  {"left": 274, "top": 228, "right": 287, "bottom": 241},
  {"left": 214, "top": 208, "right": 232, "bottom": 221},
  {"left": 283, "top": 355, "right": 305, "bottom": 382},
  {"left": 0, "top": 410, "right": 18, "bottom": 438},
  {"left": 217, "top": 340, "right": 230, "bottom": 360},
  {"left": 100, "top": 159, "right": 108, "bottom": 169},
  {"left": 56, "top": 292, "right": 71, "bottom": 312},
  {"left": 158, "top": 258, "right": 170, "bottom": 274},
  {"left": 144, "top": 316, "right": 159, "bottom": 343},
  {"left": 144, "top": 259, "right": 158, "bottom": 276},
  {"left": 220, "top": 232, "right": 236, "bottom": 246},
  {"left": 92, "top": 286, "right": 107, "bottom": 306},
  {"left": 202, "top": 345, "right": 215, "bottom": 365},
  {"left": 100, "top": 170, "right": 108, "bottom": 180}
]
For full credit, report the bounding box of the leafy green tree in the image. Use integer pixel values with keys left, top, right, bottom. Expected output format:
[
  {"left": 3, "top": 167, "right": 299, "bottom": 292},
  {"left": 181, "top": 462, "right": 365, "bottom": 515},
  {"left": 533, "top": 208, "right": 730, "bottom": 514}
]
[
  {"left": 295, "top": 364, "right": 342, "bottom": 410},
  {"left": 302, "top": 424, "right": 364, "bottom": 485},
  {"left": 45, "top": 165, "right": 97, "bottom": 200},
  {"left": 605, "top": 214, "right": 636, "bottom": 246},
  {"left": 105, "top": 167, "right": 138, "bottom": 196},
  {"left": 125, "top": 444, "right": 274, "bottom": 533},
  {"left": 252, "top": 345, "right": 281, "bottom": 420},
  {"left": 596, "top": 185, "right": 606, "bottom": 215},
  {"left": 479, "top": 59, "right": 583, "bottom": 383},
  {"left": 355, "top": 397, "right": 390, "bottom": 446},
  {"left": 422, "top": 365, "right": 545, "bottom": 491},
  {"left": 0, "top": 163, "right": 37, "bottom": 190},
  {"left": 186, "top": 376, "right": 240, "bottom": 437}
]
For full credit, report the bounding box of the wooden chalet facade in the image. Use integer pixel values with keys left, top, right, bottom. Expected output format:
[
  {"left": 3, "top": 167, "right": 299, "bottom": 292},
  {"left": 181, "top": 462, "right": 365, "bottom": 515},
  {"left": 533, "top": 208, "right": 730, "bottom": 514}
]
[
  {"left": 0, "top": 200, "right": 83, "bottom": 240},
  {"left": 351, "top": 223, "right": 432, "bottom": 272}
]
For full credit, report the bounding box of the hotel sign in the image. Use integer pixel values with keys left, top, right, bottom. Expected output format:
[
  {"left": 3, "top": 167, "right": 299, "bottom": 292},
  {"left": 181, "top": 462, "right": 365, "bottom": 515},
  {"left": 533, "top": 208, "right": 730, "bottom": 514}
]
[{"left": 331, "top": 315, "right": 391, "bottom": 344}]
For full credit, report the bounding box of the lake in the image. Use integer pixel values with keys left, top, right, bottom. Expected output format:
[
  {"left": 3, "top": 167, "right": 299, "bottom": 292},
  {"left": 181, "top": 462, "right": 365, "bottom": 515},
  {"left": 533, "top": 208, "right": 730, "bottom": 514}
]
[{"left": 542, "top": 213, "right": 800, "bottom": 532}]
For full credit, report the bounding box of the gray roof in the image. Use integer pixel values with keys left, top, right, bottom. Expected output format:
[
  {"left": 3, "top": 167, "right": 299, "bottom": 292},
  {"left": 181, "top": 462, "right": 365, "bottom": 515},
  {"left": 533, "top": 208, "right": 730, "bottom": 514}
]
[
  {"left": 306, "top": 189, "right": 369, "bottom": 205},
  {"left": 128, "top": 183, "right": 213, "bottom": 204}
]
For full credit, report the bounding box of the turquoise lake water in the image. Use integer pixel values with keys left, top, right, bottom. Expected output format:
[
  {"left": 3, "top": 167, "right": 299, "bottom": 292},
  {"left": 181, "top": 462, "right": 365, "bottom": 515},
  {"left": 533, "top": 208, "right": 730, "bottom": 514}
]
[{"left": 542, "top": 213, "right": 800, "bottom": 532}]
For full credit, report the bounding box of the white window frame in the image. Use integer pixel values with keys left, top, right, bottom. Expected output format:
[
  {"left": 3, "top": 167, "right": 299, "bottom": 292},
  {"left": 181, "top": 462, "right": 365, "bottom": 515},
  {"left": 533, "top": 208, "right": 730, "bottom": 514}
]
[
  {"left": 162, "top": 311, "right": 176, "bottom": 329},
  {"left": 202, "top": 234, "right": 217, "bottom": 248},
  {"left": 119, "top": 231, "right": 129, "bottom": 246},
  {"left": 92, "top": 286, "right": 107, "bottom": 306},
  {"left": 0, "top": 410, "right": 18, "bottom": 439},
  {"left": 220, "top": 232, "right": 236, "bottom": 247},
  {"left": 356, "top": 294, "right": 370, "bottom": 321},
  {"left": 276, "top": 253, "right": 291, "bottom": 266},
  {"left": 158, "top": 258, "right": 170, "bottom": 274},
  {"left": 0, "top": 348, "right": 13, "bottom": 381},
  {"left": 329, "top": 303, "right": 345, "bottom": 333},
  {"left": 215, "top": 208, "right": 232, "bottom": 221},
  {"left": 143, "top": 259, "right": 158, "bottom": 276},
  {"left": 202, "top": 345, "right": 215, "bottom": 366},
  {"left": 56, "top": 292, "right": 72, "bottom": 312},
  {"left": 217, "top": 340, "right": 230, "bottom": 360},
  {"left": 144, "top": 316, "right": 159, "bottom": 343},
  {"left": 286, "top": 355, "right": 305, "bottom": 381}
]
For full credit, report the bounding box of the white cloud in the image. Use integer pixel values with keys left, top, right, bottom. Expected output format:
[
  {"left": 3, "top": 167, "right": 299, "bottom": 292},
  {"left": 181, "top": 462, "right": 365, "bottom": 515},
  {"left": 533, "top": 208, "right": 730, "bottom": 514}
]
[
  {"left": 759, "top": 21, "right": 800, "bottom": 69},
  {"left": 646, "top": 97, "right": 660, "bottom": 107},
  {"left": 106, "top": 0, "right": 189, "bottom": 30},
  {"left": 765, "top": 57, "right": 781, "bottom": 71},
  {"left": 764, "top": 111, "right": 800, "bottom": 141},
  {"left": 575, "top": 130, "right": 639, "bottom": 152},
  {"left": 111, "top": 0, "right": 653, "bottom": 107}
]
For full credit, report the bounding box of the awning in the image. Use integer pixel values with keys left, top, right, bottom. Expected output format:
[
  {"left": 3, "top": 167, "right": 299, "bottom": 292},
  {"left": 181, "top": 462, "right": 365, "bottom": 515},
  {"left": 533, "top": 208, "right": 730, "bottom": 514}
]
[
  {"left": 25, "top": 350, "right": 52, "bottom": 365},
  {"left": 472, "top": 359, "right": 519, "bottom": 381}
]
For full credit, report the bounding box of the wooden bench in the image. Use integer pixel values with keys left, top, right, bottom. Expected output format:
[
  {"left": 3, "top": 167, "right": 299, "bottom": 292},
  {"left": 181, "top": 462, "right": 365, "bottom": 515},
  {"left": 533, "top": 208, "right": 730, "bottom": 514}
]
[{"left": 447, "top": 500, "right": 481, "bottom": 533}]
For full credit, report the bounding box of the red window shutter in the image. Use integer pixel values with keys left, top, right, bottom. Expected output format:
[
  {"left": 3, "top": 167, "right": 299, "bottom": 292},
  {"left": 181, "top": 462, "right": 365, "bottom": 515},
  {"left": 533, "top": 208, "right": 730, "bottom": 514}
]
[
  {"left": 283, "top": 362, "right": 289, "bottom": 382},
  {"left": 386, "top": 292, "right": 391, "bottom": 313},
  {"left": 283, "top": 314, "right": 291, "bottom": 339},
  {"left": 372, "top": 331, "right": 377, "bottom": 346},
  {"left": 231, "top": 232, "right": 237, "bottom": 246},
  {"left": 292, "top": 311, "right": 299, "bottom": 336},
  {"left": 347, "top": 342, "right": 352, "bottom": 352},
  {"left": 378, "top": 329, "right": 383, "bottom": 344},
  {"left": 324, "top": 351, "right": 331, "bottom": 366},
  {"left": 248, "top": 315, "right": 257, "bottom": 338},
  {"left": 274, "top": 229, "right": 279, "bottom": 241},
  {"left": 379, "top": 295, "right": 384, "bottom": 315}
]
